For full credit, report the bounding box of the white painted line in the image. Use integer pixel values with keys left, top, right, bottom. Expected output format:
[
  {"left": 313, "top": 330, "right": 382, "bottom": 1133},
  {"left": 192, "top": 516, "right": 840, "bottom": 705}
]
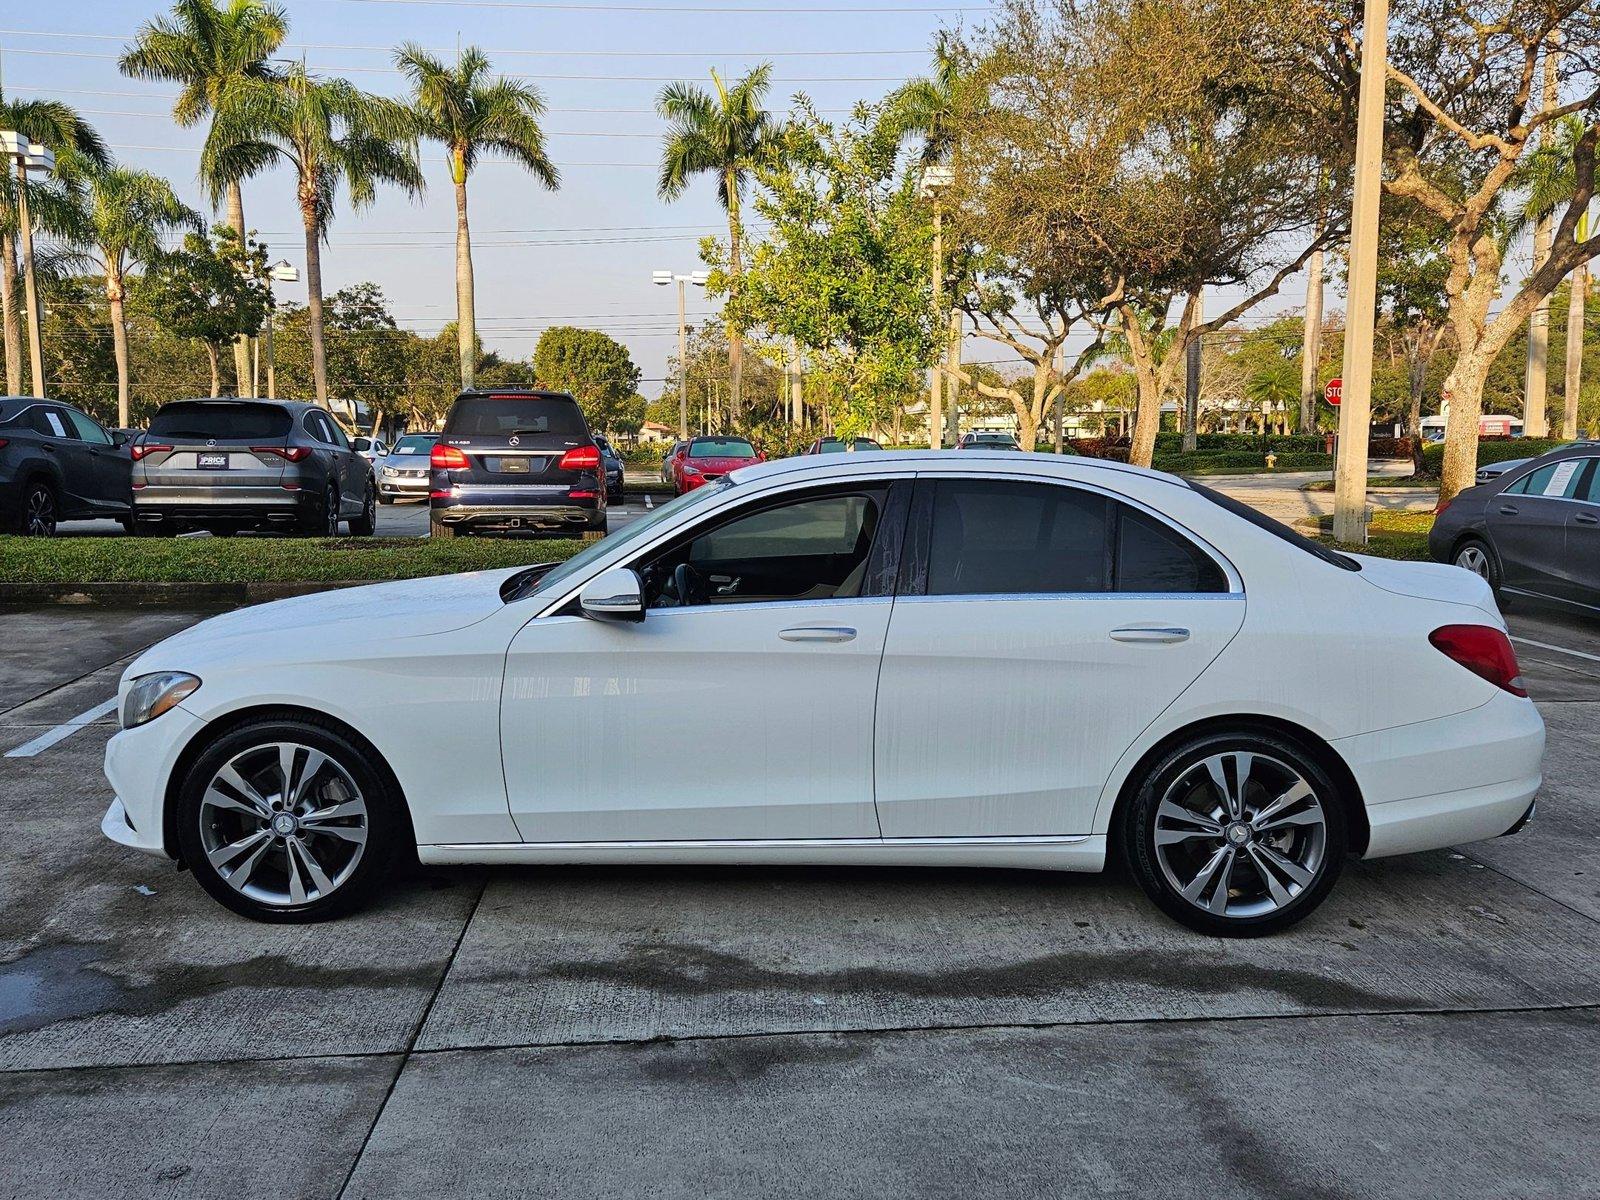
[
  {"left": 1509, "top": 635, "right": 1600, "bottom": 665},
  {"left": 4, "top": 697, "right": 119, "bottom": 759}
]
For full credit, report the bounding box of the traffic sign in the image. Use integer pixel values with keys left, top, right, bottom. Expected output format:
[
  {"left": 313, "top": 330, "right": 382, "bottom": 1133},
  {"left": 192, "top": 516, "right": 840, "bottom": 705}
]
[{"left": 1324, "top": 377, "right": 1342, "bottom": 406}]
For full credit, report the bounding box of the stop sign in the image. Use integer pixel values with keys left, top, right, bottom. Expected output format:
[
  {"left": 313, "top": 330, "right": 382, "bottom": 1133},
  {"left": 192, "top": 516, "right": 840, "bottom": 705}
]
[{"left": 1324, "top": 377, "right": 1342, "bottom": 406}]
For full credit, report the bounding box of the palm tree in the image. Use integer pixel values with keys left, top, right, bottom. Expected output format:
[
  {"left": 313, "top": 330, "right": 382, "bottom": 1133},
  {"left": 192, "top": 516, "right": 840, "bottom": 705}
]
[
  {"left": 59, "top": 156, "right": 201, "bottom": 424},
  {"left": 203, "top": 63, "right": 423, "bottom": 405},
  {"left": 396, "top": 43, "right": 559, "bottom": 391},
  {"left": 657, "top": 64, "right": 781, "bottom": 420},
  {"left": 120, "top": 0, "right": 288, "bottom": 391},
  {"left": 0, "top": 92, "right": 110, "bottom": 395}
]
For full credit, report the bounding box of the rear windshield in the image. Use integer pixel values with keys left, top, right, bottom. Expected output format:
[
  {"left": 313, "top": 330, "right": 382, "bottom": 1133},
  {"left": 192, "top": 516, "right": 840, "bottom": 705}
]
[
  {"left": 1187, "top": 480, "right": 1360, "bottom": 572},
  {"left": 392, "top": 434, "right": 438, "bottom": 454},
  {"left": 690, "top": 437, "right": 755, "bottom": 457},
  {"left": 148, "top": 401, "right": 292, "bottom": 441},
  {"left": 445, "top": 395, "right": 588, "bottom": 438}
]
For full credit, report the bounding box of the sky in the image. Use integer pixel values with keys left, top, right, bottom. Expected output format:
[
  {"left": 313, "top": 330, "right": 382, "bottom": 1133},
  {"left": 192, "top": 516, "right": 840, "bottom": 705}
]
[{"left": 2, "top": 0, "right": 1352, "bottom": 397}]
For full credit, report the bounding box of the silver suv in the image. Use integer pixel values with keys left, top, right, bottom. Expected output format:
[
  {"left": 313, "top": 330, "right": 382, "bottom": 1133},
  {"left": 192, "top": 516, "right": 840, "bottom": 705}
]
[{"left": 132, "top": 399, "right": 376, "bottom": 536}]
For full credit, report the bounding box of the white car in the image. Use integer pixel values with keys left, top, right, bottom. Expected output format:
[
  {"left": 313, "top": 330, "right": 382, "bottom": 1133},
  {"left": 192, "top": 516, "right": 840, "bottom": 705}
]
[{"left": 102, "top": 452, "right": 1543, "bottom": 934}]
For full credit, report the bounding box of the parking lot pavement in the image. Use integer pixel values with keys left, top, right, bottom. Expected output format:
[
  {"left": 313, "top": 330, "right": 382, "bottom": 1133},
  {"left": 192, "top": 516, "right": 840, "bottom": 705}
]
[{"left": 2, "top": 601, "right": 1598, "bottom": 1197}]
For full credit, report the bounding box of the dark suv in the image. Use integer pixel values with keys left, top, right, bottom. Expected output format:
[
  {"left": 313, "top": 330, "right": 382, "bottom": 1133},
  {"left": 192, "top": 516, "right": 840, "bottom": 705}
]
[
  {"left": 429, "top": 389, "right": 606, "bottom": 539},
  {"left": 132, "top": 399, "right": 376, "bottom": 537},
  {"left": 0, "top": 397, "right": 133, "bottom": 535}
]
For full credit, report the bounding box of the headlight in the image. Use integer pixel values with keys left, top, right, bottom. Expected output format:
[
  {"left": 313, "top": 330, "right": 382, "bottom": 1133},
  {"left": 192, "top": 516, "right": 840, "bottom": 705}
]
[
  {"left": 682, "top": 464, "right": 701, "bottom": 476},
  {"left": 122, "top": 672, "right": 200, "bottom": 729},
  {"left": 382, "top": 466, "right": 398, "bottom": 477}
]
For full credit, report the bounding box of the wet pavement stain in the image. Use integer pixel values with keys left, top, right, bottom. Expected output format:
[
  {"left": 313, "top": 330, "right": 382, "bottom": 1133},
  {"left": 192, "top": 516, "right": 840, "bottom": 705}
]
[{"left": 0, "top": 944, "right": 126, "bottom": 1038}]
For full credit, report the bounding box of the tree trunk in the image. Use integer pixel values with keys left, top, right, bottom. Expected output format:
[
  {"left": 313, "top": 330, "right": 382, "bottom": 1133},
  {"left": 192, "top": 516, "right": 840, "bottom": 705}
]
[
  {"left": 726, "top": 170, "right": 744, "bottom": 420},
  {"left": 1439, "top": 348, "right": 1494, "bottom": 500},
  {"left": 1564, "top": 265, "right": 1586, "bottom": 441},
  {"left": 0, "top": 234, "right": 19, "bottom": 395},
  {"left": 945, "top": 310, "right": 961, "bottom": 444},
  {"left": 1524, "top": 209, "right": 1553, "bottom": 439},
  {"left": 302, "top": 195, "right": 330, "bottom": 407},
  {"left": 205, "top": 342, "right": 220, "bottom": 398},
  {"left": 106, "top": 259, "right": 131, "bottom": 428},
  {"left": 1181, "top": 290, "right": 1202, "bottom": 452},
  {"left": 1299, "top": 248, "right": 1324, "bottom": 433},
  {"left": 15, "top": 159, "right": 45, "bottom": 397},
  {"left": 453, "top": 162, "right": 476, "bottom": 390},
  {"left": 227, "top": 183, "right": 253, "bottom": 395}
]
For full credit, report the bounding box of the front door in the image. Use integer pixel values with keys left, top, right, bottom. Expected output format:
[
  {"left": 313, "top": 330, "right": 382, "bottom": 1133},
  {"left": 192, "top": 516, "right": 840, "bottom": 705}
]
[
  {"left": 874, "top": 476, "right": 1246, "bottom": 838},
  {"left": 500, "top": 481, "right": 909, "bottom": 842}
]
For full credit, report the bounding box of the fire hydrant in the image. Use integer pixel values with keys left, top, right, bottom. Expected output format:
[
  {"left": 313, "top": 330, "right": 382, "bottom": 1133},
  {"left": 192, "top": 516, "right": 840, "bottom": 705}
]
[{"left": 1265, "top": 451, "right": 1278, "bottom": 470}]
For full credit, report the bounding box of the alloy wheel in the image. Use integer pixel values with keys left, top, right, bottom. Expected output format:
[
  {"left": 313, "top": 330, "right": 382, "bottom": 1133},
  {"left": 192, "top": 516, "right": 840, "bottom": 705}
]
[
  {"left": 197, "top": 741, "right": 369, "bottom": 907},
  {"left": 24, "top": 485, "right": 56, "bottom": 536},
  {"left": 1455, "top": 544, "right": 1490, "bottom": 578},
  {"left": 325, "top": 488, "right": 340, "bottom": 535},
  {"left": 1152, "top": 751, "right": 1328, "bottom": 920}
]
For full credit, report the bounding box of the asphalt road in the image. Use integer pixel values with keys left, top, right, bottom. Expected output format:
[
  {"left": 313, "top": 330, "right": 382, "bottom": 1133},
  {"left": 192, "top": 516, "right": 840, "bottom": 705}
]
[{"left": 1, "top": 599, "right": 1597, "bottom": 1198}]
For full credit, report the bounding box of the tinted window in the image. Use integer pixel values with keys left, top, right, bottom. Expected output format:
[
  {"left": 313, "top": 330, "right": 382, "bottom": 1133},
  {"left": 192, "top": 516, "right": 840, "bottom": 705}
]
[
  {"left": 1115, "top": 507, "right": 1228, "bottom": 592},
  {"left": 64, "top": 410, "right": 113, "bottom": 445},
  {"left": 1576, "top": 459, "right": 1600, "bottom": 503},
  {"left": 28, "top": 408, "right": 74, "bottom": 439},
  {"left": 149, "top": 402, "right": 292, "bottom": 440},
  {"left": 689, "top": 437, "right": 755, "bottom": 458},
  {"left": 1508, "top": 459, "right": 1586, "bottom": 498},
  {"left": 445, "top": 395, "right": 588, "bottom": 438},
  {"left": 691, "top": 493, "right": 875, "bottom": 562},
  {"left": 926, "top": 480, "right": 1108, "bottom": 596},
  {"left": 326, "top": 418, "right": 351, "bottom": 450}
]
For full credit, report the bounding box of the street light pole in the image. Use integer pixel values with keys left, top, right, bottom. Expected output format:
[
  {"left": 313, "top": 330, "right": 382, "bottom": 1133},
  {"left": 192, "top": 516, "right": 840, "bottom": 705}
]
[
  {"left": 264, "top": 259, "right": 298, "bottom": 401},
  {"left": 653, "top": 268, "right": 707, "bottom": 439},
  {"left": 1333, "top": 0, "right": 1389, "bottom": 546},
  {"left": 1, "top": 133, "right": 53, "bottom": 397}
]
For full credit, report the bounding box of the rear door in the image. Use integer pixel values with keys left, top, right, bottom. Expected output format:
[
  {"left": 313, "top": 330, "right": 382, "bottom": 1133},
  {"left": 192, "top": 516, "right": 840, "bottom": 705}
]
[
  {"left": 1561, "top": 458, "right": 1600, "bottom": 606},
  {"left": 873, "top": 475, "right": 1245, "bottom": 838},
  {"left": 138, "top": 401, "right": 290, "bottom": 491},
  {"left": 24, "top": 406, "right": 94, "bottom": 514},
  {"left": 1491, "top": 459, "right": 1586, "bottom": 595}
]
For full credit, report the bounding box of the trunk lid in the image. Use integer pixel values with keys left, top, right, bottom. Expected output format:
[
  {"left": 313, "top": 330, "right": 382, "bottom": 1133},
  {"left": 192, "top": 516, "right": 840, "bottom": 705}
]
[{"left": 1351, "top": 553, "right": 1502, "bottom": 620}]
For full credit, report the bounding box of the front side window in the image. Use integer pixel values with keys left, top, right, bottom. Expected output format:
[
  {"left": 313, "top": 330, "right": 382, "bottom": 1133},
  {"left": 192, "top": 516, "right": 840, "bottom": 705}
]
[
  {"left": 1575, "top": 459, "right": 1600, "bottom": 503},
  {"left": 65, "top": 410, "right": 113, "bottom": 445}
]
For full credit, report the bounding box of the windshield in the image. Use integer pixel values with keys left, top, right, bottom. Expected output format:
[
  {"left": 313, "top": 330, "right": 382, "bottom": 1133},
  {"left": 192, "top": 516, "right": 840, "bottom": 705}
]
[
  {"left": 392, "top": 434, "right": 438, "bottom": 455},
  {"left": 148, "top": 402, "right": 291, "bottom": 440},
  {"left": 689, "top": 437, "right": 755, "bottom": 458},
  {"left": 510, "top": 480, "right": 733, "bottom": 601},
  {"left": 445, "top": 395, "right": 588, "bottom": 438},
  {"left": 1187, "top": 480, "right": 1360, "bottom": 572}
]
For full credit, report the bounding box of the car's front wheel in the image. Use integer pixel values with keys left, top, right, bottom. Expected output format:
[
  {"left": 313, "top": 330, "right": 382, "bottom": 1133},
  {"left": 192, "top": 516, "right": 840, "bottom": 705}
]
[
  {"left": 1121, "top": 731, "right": 1347, "bottom": 936},
  {"left": 176, "top": 716, "right": 406, "bottom": 922},
  {"left": 1452, "top": 536, "right": 1502, "bottom": 594}
]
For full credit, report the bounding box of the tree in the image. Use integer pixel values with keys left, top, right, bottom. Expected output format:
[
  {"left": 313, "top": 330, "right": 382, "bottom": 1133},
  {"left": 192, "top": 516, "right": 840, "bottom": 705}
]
[
  {"left": 1367, "top": 198, "right": 1452, "bottom": 472},
  {"left": 397, "top": 43, "right": 559, "bottom": 391},
  {"left": 532, "top": 326, "right": 642, "bottom": 433},
  {"left": 139, "top": 226, "right": 270, "bottom": 396},
  {"left": 202, "top": 62, "right": 423, "bottom": 406},
  {"left": 0, "top": 90, "right": 109, "bottom": 394},
  {"left": 1375, "top": 0, "right": 1600, "bottom": 501},
  {"left": 120, "top": 0, "right": 288, "bottom": 390},
  {"left": 657, "top": 63, "right": 783, "bottom": 421},
  {"left": 61, "top": 158, "right": 201, "bottom": 424}
]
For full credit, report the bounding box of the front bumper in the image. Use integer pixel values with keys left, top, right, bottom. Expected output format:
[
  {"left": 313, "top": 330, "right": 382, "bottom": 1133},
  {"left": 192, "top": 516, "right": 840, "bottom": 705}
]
[
  {"left": 379, "top": 473, "right": 430, "bottom": 498},
  {"left": 101, "top": 703, "right": 208, "bottom": 859}
]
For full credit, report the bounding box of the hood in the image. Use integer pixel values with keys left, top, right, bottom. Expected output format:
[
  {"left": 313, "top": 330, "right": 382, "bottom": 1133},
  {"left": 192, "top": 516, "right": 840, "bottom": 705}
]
[
  {"left": 1351, "top": 554, "right": 1501, "bottom": 620},
  {"left": 687, "top": 456, "right": 758, "bottom": 473},
  {"left": 131, "top": 568, "right": 523, "bottom": 673}
]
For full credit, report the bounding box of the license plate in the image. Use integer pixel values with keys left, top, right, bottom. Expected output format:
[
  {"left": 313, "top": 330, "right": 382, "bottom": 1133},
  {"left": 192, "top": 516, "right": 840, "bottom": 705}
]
[
  {"left": 499, "top": 457, "right": 530, "bottom": 473},
  {"left": 197, "top": 453, "right": 228, "bottom": 469}
]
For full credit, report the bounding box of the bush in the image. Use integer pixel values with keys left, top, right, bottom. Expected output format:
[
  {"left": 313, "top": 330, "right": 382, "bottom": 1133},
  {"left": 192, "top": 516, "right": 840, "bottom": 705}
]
[
  {"left": 1368, "top": 436, "right": 1414, "bottom": 459},
  {"left": 1152, "top": 432, "right": 1327, "bottom": 454},
  {"left": 1420, "top": 437, "right": 1569, "bottom": 476},
  {"left": 1152, "top": 451, "right": 1334, "bottom": 474}
]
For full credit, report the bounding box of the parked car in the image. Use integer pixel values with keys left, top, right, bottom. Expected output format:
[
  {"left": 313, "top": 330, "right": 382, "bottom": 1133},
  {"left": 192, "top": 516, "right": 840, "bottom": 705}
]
[
  {"left": 0, "top": 396, "right": 133, "bottom": 536},
  {"left": 428, "top": 388, "right": 605, "bottom": 539},
  {"left": 674, "top": 435, "right": 763, "bottom": 494},
  {"left": 104, "top": 452, "right": 1541, "bottom": 934},
  {"left": 131, "top": 399, "right": 376, "bottom": 537},
  {"left": 1476, "top": 457, "right": 1529, "bottom": 485},
  {"left": 959, "top": 431, "right": 1022, "bottom": 451},
  {"left": 377, "top": 432, "right": 439, "bottom": 504},
  {"left": 803, "top": 436, "right": 883, "bottom": 454},
  {"left": 351, "top": 435, "right": 389, "bottom": 465},
  {"left": 661, "top": 439, "right": 687, "bottom": 486},
  {"left": 595, "top": 434, "right": 625, "bottom": 504},
  {"left": 1430, "top": 442, "right": 1600, "bottom": 613}
]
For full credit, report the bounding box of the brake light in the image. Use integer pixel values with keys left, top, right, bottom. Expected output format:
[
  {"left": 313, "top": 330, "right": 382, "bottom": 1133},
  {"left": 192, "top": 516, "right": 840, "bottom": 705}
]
[
  {"left": 1429, "top": 624, "right": 1527, "bottom": 697},
  {"left": 558, "top": 444, "right": 601, "bottom": 471},
  {"left": 1434, "top": 494, "right": 1452, "bottom": 516},
  {"left": 0, "top": 437, "right": 7, "bottom": 450},
  {"left": 431, "top": 443, "right": 470, "bottom": 470},
  {"left": 131, "top": 443, "right": 172, "bottom": 461},
  {"left": 252, "top": 445, "right": 311, "bottom": 462}
]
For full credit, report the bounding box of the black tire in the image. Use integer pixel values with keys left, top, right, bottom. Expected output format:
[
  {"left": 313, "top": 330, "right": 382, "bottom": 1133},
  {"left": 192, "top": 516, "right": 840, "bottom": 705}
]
[
  {"left": 348, "top": 484, "right": 377, "bottom": 537},
  {"left": 430, "top": 516, "right": 456, "bottom": 539},
  {"left": 1451, "top": 536, "right": 1502, "bottom": 595},
  {"left": 175, "top": 716, "right": 407, "bottom": 923},
  {"left": 1120, "top": 730, "right": 1348, "bottom": 937},
  {"left": 580, "top": 517, "right": 608, "bottom": 543},
  {"left": 132, "top": 518, "right": 167, "bottom": 537},
  {"left": 300, "top": 484, "right": 339, "bottom": 536},
  {"left": 118, "top": 515, "right": 136, "bottom": 535},
  {"left": 378, "top": 493, "right": 395, "bottom": 505},
  {"left": 13, "top": 479, "right": 57, "bottom": 536}
]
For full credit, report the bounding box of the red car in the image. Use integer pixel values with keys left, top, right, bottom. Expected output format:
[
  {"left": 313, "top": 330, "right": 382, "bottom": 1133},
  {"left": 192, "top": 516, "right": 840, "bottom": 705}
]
[{"left": 673, "top": 435, "right": 763, "bottom": 494}]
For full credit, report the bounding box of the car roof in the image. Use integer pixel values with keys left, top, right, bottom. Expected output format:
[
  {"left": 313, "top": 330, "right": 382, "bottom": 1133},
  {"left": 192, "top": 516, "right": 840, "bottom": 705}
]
[{"left": 728, "top": 449, "right": 1191, "bottom": 490}]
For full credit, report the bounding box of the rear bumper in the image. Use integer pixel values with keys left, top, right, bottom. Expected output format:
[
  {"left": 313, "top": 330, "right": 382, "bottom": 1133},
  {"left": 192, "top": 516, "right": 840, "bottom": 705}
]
[
  {"left": 133, "top": 485, "right": 307, "bottom": 522},
  {"left": 1335, "top": 690, "right": 1545, "bottom": 858},
  {"left": 432, "top": 495, "right": 604, "bottom": 533}
]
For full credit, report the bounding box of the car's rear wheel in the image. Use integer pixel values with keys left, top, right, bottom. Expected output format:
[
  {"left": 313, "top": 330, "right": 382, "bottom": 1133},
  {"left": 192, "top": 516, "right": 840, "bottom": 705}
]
[
  {"left": 1452, "top": 536, "right": 1502, "bottom": 594},
  {"left": 176, "top": 717, "right": 405, "bottom": 922},
  {"left": 378, "top": 492, "right": 394, "bottom": 505},
  {"left": 300, "top": 484, "right": 339, "bottom": 536},
  {"left": 429, "top": 516, "right": 456, "bottom": 539},
  {"left": 1121, "top": 731, "right": 1347, "bottom": 937},
  {"left": 581, "top": 517, "right": 608, "bottom": 543},
  {"left": 15, "top": 480, "right": 57, "bottom": 536},
  {"left": 348, "top": 484, "right": 377, "bottom": 536}
]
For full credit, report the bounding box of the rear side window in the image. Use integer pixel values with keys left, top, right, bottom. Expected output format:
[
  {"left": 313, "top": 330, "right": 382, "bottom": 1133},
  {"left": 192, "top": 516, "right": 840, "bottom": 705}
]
[
  {"left": 28, "top": 408, "right": 74, "bottom": 438},
  {"left": 150, "top": 402, "right": 292, "bottom": 441},
  {"left": 1576, "top": 459, "right": 1600, "bottom": 503},
  {"left": 1115, "top": 507, "right": 1228, "bottom": 592},
  {"left": 445, "top": 395, "right": 588, "bottom": 438},
  {"left": 926, "top": 479, "right": 1109, "bottom": 595}
]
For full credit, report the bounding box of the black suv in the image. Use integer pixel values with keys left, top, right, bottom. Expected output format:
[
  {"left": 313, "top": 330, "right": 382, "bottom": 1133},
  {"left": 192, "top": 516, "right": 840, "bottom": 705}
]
[
  {"left": 429, "top": 389, "right": 606, "bottom": 539},
  {"left": 0, "top": 397, "right": 133, "bottom": 536}
]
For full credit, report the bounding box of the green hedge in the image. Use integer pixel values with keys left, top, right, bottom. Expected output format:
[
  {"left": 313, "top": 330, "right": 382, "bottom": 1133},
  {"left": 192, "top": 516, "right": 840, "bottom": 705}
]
[
  {"left": 1153, "top": 451, "right": 1334, "bottom": 473},
  {"left": 1153, "top": 432, "right": 1327, "bottom": 454},
  {"left": 1420, "top": 437, "right": 1569, "bottom": 475}
]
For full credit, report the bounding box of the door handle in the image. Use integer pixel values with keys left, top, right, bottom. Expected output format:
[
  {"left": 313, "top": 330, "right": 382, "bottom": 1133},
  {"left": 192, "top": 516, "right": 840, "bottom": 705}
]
[
  {"left": 1576, "top": 512, "right": 1600, "bottom": 525},
  {"left": 42, "top": 443, "right": 56, "bottom": 453},
  {"left": 779, "top": 626, "right": 857, "bottom": 643},
  {"left": 1498, "top": 504, "right": 1519, "bottom": 516},
  {"left": 1110, "top": 626, "right": 1191, "bottom": 644}
]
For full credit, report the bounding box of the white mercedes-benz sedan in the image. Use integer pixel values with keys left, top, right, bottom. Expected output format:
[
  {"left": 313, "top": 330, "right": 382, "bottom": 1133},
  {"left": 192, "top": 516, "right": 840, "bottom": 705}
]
[{"left": 101, "top": 452, "right": 1543, "bottom": 935}]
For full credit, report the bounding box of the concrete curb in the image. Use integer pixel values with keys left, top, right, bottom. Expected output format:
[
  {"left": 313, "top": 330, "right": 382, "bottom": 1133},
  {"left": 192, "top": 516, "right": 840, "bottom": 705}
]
[{"left": 0, "top": 579, "right": 375, "bottom": 607}]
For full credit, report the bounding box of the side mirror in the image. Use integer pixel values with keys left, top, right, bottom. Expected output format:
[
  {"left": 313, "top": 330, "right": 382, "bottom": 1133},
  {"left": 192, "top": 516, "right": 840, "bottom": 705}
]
[
  {"left": 114, "top": 431, "right": 130, "bottom": 447},
  {"left": 579, "top": 566, "right": 645, "bottom": 623}
]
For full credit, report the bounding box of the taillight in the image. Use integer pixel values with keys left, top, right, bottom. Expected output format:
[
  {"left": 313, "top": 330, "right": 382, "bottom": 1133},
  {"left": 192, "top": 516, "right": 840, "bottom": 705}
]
[
  {"left": 1434, "top": 494, "right": 1452, "bottom": 516},
  {"left": 558, "top": 444, "right": 601, "bottom": 471},
  {"left": 1429, "top": 624, "right": 1527, "bottom": 697},
  {"left": 131, "top": 443, "right": 172, "bottom": 461},
  {"left": 0, "top": 437, "right": 8, "bottom": 450},
  {"left": 252, "top": 445, "right": 311, "bottom": 462},
  {"left": 431, "top": 443, "right": 470, "bottom": 470}
]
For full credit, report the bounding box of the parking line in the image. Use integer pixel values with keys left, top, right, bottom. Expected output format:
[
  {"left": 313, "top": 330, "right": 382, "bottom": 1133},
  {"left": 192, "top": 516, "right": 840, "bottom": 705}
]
[
  {"left": 1509, "top": 635, "right": 1600, "bottom": 665},
  {"left": 4, "top": 697, "right": 119, "bottom": 759}
]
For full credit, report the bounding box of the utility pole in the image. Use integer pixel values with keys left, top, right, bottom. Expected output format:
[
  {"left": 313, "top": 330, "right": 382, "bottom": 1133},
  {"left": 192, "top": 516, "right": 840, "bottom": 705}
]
[
  {"left": 1183, "top": 292, "right": 1203, "bottom": 453},
  {"left": 790, "top": 337, "right": 804, "bottom": 431},
  {"left": 945, "top": 310, "right": 962, "bottom": 446},
  {"left": 1300, "top": 248, "right": 1325, "bottom": 433},
  {"left": 1333, "top": 0, "right": 1388, "bottom": 546},
  {"left": 1052, "top": 340, "right": 1067, "bottom": 453},
  {"left": 920, "top": 166, "right": 952, "bottom": 449}
]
